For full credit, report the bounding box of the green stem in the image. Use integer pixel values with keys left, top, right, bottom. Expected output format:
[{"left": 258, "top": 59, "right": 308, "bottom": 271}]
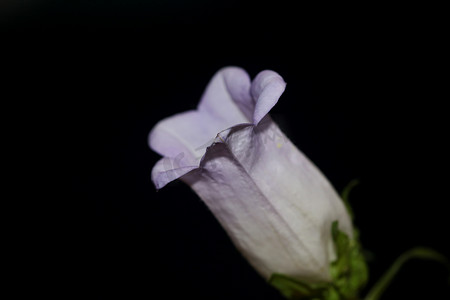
[
  {"left": 341, "top": 179, "right": 359, "bottom": 220},
  {"left": 364, "top": 247, "right": 449, "bottom": 300}
]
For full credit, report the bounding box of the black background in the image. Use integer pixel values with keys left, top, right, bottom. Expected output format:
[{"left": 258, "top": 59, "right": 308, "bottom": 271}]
[{"left": 3, "top": 1, "right": 449, "bottom": 299}]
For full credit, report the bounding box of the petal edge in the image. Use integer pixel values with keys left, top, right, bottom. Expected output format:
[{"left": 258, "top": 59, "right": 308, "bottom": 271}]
[{"left": 251, "top": 70, "right": 286, "bottom": 124}]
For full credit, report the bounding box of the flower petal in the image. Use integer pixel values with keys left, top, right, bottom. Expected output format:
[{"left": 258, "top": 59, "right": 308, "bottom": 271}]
[
  {"left": 149, "top": 110, "right": 216, "bottom": 164},
  {"left": 152, "top": 157, "right": 198, "bottom": 189},
  {"left": 149, "top": 67, "right": 288, "bottom": 189},
  {"left": 198, "top": 66, "right": 253, "bottom": 124},
  {"left": 251, "top": 70, "right": 286, "bottom": 124}
]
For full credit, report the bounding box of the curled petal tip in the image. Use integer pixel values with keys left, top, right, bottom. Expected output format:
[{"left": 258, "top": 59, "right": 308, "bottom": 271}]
[{"left": 251, "top": 70, "right": 287, "bottom": 124}]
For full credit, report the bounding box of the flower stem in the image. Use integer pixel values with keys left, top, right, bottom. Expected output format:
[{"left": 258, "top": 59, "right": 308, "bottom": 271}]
[{"left": 364, "top": 247, "right": 449, "bottom": 300}]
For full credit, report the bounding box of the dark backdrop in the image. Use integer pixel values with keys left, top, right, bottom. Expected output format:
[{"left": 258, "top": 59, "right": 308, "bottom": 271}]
[{"left": 3, "top": 2, "right": 448, "bottom": 299}]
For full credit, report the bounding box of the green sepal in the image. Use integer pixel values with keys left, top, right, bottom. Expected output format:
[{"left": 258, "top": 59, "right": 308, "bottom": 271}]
[
  {"left": 340, "top": 179, "right": 359, "bottom": 221},
  {"left": 269, "top": 273, "right": 339, "bottom": 300},
  {"left": 269, "top": 222, "right": 368, "bottom": 300},
  {"left": 329, "top": 221, "right": 368, "bottom": 300}
]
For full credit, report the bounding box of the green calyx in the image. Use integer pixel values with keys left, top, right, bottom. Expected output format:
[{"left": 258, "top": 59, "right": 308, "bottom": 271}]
[{"left": 269, "top": 221, "right": 368, "bottom": 300}]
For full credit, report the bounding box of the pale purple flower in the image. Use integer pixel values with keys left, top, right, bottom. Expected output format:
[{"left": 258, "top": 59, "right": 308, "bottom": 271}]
[{"left": 148, "top": 67, "right": 353, "bottom": 282}]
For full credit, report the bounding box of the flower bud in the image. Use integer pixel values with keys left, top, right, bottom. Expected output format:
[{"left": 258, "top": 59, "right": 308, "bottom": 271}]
[{"left": 149, "top": 67, "right": 353, "bottom": 283}]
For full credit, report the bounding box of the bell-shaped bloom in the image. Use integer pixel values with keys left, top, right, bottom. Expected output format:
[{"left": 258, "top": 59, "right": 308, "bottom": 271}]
[{"left": 148, "top": 67, "right": 353, "bottom": 283}]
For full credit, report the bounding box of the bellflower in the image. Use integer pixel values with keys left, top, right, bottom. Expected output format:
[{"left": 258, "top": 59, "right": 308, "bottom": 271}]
[{"left": 149, "top": 67, "right": 353, "bottom": 283}]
